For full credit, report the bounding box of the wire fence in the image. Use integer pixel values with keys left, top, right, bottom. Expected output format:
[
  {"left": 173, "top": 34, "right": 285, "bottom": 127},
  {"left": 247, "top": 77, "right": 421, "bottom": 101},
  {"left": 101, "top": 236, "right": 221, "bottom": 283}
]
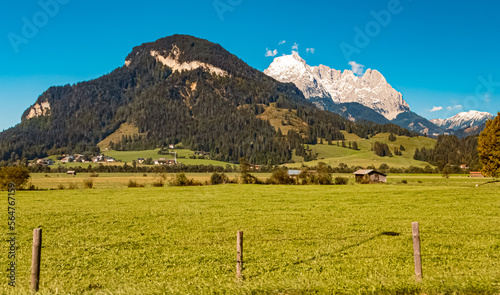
[{"left": 7, "top": 225, "right": 499, "bottom": 291}]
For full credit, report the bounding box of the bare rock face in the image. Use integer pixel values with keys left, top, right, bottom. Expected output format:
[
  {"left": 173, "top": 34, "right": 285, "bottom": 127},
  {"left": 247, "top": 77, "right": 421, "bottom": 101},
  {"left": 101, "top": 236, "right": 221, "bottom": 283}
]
[
  {"left": 264, "top": 52, "right": 410, "bottom": 120},
  {"left": 25, "top": 101, "right": 51, "bottom": 120}
]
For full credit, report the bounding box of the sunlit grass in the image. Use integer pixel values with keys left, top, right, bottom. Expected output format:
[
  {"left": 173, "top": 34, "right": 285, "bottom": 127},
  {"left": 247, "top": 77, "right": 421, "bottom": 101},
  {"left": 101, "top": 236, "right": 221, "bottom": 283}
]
[{"left": 0, "top": 180, "right": 498, "bottom": 294}]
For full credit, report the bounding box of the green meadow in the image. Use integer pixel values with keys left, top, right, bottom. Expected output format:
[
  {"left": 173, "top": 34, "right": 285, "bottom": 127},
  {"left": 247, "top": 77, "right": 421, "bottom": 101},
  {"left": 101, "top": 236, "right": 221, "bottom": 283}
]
[
  {"left": 1, "top": 175, "right": 499, "bottom": 294},
  {"left": 290, "top": 132, "right": 437, "bottom": 169}
]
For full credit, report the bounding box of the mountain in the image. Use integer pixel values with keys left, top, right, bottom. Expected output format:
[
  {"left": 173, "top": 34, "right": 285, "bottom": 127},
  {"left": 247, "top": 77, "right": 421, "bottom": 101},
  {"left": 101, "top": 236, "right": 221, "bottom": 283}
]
[
  {"left": 264, "top": 52, "right": 410, "bottom": 120},
  {"left": 0, "top": 35, "right": 418, "bottom": 165},
  {"left": 430, "top": 111, "right": 494, "bottom": 131},
  {"left": 308, "top": 97, "right": 391, "bottom": 125},
  {"left": 263, "top": 52, "right": 444, "bottom": 136},
  {"left": 391, "top": 112, "right": 445, "bottom": 136}
]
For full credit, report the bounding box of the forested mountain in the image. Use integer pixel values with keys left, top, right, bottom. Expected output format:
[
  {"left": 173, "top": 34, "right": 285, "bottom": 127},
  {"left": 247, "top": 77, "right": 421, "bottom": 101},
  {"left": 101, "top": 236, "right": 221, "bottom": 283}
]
[{"left": 0, "top": 35, "right": 418, "bottom": 165}]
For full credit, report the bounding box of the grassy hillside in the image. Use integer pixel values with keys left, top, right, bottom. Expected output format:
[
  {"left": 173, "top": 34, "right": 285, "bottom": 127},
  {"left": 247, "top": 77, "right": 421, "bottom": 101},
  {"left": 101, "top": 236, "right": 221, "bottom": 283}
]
[
  {"left": 97, "top": 122, "right": 146, "bottom": 150},
  {"left": 2, "top": 181, "right": 499, "bottom": 293},
  {"left": 289, "top": 132, "right": 437, "bottom": 168},
  {"left": 257, "top": 104, "right": 308, "bottom": 135},
  {"left": 102, "top": 148, "right": 233, "bottom": 167}
]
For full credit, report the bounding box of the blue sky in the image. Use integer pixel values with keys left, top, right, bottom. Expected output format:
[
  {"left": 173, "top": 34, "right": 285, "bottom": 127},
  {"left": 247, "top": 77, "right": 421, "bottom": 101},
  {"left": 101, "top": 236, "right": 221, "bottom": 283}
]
[{"left": 1, "top": 0, "right": 499, "bottom": 130}]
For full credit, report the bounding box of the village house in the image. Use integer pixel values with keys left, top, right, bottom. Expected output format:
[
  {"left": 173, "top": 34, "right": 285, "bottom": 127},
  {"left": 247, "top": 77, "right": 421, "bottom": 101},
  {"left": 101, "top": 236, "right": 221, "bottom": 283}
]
[
  {"left": 36, "top": 158, "right": 54, "bottom": 166},
  {"left": 353, "top": 169, "right": 387, "bottom": 183},
  {"left": 250, "top": 164, "right": 261, "bottom": 171},
  {"left": 470, "top": 171, "right": 484, "bottom": 178},
  {"left": 169, "top": 144, "right": 175, "bottom": 149},
  {"left": 137, "top": 158, "right": 145, "bottom": 164},
  {"left": 60, "top": 156, "right": 74, "bottom": 163},
  {"left": 460, "top": 164, "right": 469, "bottom": 170},
  {"left": 194, "top": 151, "right": 209, "bottom": 156},
  {"left": 92, "top": 155, "right": 105, "bottom": 163},
  {"left": 67, "top": 170, "right": 77, "bottom": 176},
  {"left": 155, "top": 158, "right": 176, "bottom": 166}
]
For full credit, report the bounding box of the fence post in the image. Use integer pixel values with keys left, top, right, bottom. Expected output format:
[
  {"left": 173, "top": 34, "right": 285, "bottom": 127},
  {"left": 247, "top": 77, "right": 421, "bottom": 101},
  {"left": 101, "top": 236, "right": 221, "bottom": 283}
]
[
  {"left": 236, "top": 231, "right": 243, "bottom": 279},
  {"left": 412, "top": 222, "right": 423, "bottom": 282},
  {"left": 31, "top": 228, "right": 42, "bottom": 292}
]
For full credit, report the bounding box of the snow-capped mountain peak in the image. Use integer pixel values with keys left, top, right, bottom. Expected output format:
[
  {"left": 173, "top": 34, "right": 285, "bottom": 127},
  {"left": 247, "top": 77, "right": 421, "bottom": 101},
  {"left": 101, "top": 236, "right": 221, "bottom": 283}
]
[
  {"left": 430, "top": 110, "right": 494, "bottom": 130},
  {"left": 264, "top": 52, "right": 410, "bottom": 120}
]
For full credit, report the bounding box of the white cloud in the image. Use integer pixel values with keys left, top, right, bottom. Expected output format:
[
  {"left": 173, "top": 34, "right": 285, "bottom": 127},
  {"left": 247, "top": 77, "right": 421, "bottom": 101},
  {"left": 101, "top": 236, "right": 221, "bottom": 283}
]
[
  {"left": 447, "top": 105, "right": 463, "bottom": 110},
  {"left": 279, "top": 40, "right": 286, "bottom": 45},
  {"left": 430, "top": 106, "right": 443, "bottom": 112},
  {"left": 306, "top": 48, "right": 315, "bottom": 54},
  {"left": 348, "top": 61, "right": 365, "bottom": 76},
  {"left": 265, "top": 48, "right": 278, "bottom": 57},
  {"left": 483, "top": 92, "right": 491, "bottom": 102},
  {"left": 292, "top": 43, "right": 299, "bottom": 51}
]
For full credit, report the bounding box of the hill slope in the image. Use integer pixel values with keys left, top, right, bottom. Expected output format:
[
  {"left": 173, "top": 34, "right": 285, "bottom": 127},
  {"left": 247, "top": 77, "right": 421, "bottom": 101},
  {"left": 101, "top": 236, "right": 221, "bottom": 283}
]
[{"left": 288, "top": 132, "right": 437, "bottom": 169}]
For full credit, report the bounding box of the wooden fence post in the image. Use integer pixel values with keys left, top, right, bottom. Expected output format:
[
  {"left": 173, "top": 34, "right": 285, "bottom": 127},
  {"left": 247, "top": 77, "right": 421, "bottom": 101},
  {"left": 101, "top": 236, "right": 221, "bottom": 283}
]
[
  {"left": 236, "top": 231, "right": 243, "bottom": 279},
  {"left": 31, "top": 228, "right": 42, "bottom": 292},
  {"left": 412, "top": 222, "right": 423, "bottom": 282}
]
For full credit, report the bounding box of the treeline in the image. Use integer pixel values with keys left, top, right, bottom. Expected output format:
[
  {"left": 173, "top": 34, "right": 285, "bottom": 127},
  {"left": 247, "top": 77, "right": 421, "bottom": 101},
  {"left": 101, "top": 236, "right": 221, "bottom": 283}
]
[
  {"left": 20, "top": 161, "right": 443, "bottom": 175},
  {"left": 413, "top": 135, "right": 480, "bottom": 171}
]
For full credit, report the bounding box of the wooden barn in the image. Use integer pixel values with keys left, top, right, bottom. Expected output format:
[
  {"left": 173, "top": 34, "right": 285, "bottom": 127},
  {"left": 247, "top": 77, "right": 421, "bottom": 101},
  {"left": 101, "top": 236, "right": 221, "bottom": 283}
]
[
  {"left": 353, "top": 169, "right": 387, "bottom": 183},
  {"left": 470, "top": 171, "right": 484, "bottom": 178}
]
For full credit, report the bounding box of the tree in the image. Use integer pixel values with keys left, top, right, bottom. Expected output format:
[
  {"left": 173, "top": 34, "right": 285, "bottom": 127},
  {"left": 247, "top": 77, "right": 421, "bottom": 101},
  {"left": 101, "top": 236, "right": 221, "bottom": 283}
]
[
  {"left": 352, "top": 141, "right": 359, "bottom": 150},
  {"left": 478, "top": 113, "right": 500, "bottom": 178},
  {"left": 210, "top": 172, "right": 229, "bottom": 185},
  {"left": 379, "top": 163, "right": 390, "bottom": 173},
  {"left": 269, "top": 167, "right": 294, "bottom": 184},
  {"left": 388, "top": 133, "right": 397, "bottom": 142},
  {"left": 0, "top": 167, "right": 30, "bottom": 190},
  {"left": 442, "top": 163, "right": 452, "bottom": 179},
  {"left": 239, "top": 157, "right": 257, "bottom": 184},
  {"left": 316, "top": 162, "right": 332, "bottom": 184}
]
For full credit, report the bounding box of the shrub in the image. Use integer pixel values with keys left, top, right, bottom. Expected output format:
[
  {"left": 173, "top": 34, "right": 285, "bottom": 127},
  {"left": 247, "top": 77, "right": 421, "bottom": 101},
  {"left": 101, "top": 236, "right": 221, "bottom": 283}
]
[
  {"left": 169, "top": 173, "right": 189, "bottom": 186},
  {"left": 335, "top": 177, "right": 349, "bottom": 185},
  {"left": 401, "top": 180, "right": 408, "bottom": 184},
  {"left": 89, "top": 173, "right": 99, "bottom": 177},
  {"left": 57, "top": 183, "right": 65, "bottom": 190},
  {"left": 152, "top": 179, "right": 164, "bottom": 187},
  {"left": 83, "top": 178, "right": 94, "bottom": 189},
  {"left": 127, "top": 180, "right": 145, "bottom": 188},
  {"left": 168, "top": 173, "right": 203, "bottom": 186},
  {"left": 143, "top": 173, "right": 148, "bottom": 177},
  {"left": 269, "top": 168, "right": 295, "bottom": 184},
  {"left": 210, "top": 172, "right": 229, "bottom": 185},
  {"left": 0, "top": 167, "right": 31, "bottom": 190},
  {"left": 68, "top": 183, "right": 78, "bottom": 190}
]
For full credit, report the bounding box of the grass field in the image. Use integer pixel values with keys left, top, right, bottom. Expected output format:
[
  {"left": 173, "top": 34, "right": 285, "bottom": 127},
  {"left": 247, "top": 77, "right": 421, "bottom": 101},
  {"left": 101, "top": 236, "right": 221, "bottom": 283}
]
[
  {"left": 1, "top": 175, "right": 499, "bottom": 294},
  {"left": 289, "top": 132, "right": 437, "bottom": 169},
  {"left": 102, "top": 148, "right": 233, "bottom": 167}
]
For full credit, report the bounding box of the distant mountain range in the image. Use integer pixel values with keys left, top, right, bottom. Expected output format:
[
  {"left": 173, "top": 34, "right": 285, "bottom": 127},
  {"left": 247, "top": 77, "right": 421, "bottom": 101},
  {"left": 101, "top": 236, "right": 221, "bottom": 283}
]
[
  {"left": 264, "top": 52, "right": 493, "bottom": 137},
  {"left": 431, "top": 111, "right": 493, "bottom": 130},
  {"left": 0, "top": 35, "right": 417, "bottom": 163}
]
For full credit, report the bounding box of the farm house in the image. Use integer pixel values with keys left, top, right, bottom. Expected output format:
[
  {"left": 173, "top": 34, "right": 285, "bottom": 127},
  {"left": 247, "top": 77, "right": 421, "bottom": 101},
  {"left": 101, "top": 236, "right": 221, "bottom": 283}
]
[{"left": 353, "top": 169, "right": 387, "bottom": 183}]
